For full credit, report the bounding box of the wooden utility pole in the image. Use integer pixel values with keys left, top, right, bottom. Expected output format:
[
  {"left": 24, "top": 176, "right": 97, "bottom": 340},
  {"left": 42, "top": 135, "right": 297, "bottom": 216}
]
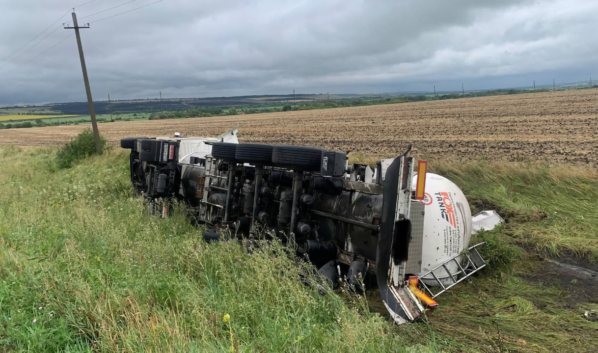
[
  {"left": 64, "top": 11, "right": 102, "bottom": 155},
  {"left": 108, "top": 93, "right": 112, "bottom": 121}
]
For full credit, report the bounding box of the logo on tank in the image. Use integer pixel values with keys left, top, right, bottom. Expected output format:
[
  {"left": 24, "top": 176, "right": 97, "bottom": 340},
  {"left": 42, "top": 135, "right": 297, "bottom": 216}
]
[
  {"left": 423, "top": 193, "right": 433, "bottom": 205},
  {"left": 435, "top": 192, "right": 457, "bottom": 228}
]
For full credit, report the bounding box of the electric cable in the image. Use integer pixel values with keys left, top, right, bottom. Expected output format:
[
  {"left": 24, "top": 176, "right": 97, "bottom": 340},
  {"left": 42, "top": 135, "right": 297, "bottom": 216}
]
[
  {"left": 79, "top": 0, "right": 136, "bottom": 20},
  {"left": 0, "top": 0, "right": 163, "bottom": 78},
  {"left": 90, "top": 0, "right": 163, "bottom": 23},
  {"left": 0, "top": 10, "right": 70, "bottom": 64},
  {"left": 0, "top": 33, "right": 74, "bottom": 78},
  {"left": 0, "top": 24, "right": 64, "bottom": 72},
  {"left": 0, "top": 0, "right": 97, "bottom": 66},
  {"left": 73, "top": 0, "right": 97, "bottom": 8},
  {"left": 23, "top": 33, "right": 75, "bottom": 67}
]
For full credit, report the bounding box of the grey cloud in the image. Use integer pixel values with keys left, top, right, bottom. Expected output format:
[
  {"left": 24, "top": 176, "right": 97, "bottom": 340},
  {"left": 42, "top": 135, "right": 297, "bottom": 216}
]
[{"left": 0, "top": 0, "right": 596, "bottom": 105}]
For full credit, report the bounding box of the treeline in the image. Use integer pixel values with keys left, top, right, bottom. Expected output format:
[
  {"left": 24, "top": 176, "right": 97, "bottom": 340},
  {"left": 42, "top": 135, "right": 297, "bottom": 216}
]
[
  {"left": 0, "top": 117, "right": 125, "bottom": 129},
  {"left": 109, "top": 87, "right": 564, "bottom": 122},
  {"left": 0, "top": 121, "right": 35, "bottom": 129},
  {"left": 147, "top": 105, "right": 294, "bottom": 120},
  {"left": 53, "top": 101, "right": 188, "bottom": 115},
  {"left": 0, "top": 111, "right": 62, "bottom": 115},
  {"left": 0, "top": 86, "right": 584, "bottom": 129},
  {"left": 148, "top": 106, "right": 225, "bottom": 120},
  {"left": 148, "top": 97, "right": 430, "bottom": 121},
  {"left": 436, "top": 87, "right": 552, "bottom": 100}
]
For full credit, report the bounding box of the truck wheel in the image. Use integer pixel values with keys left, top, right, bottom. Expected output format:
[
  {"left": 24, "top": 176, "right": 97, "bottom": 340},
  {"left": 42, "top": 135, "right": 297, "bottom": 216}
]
[
  {"left": 203, "top": 228, "right": 222, "bottom": 242},
  {"left": 121, "top": 137, "right": 148, "bottom": 149},
  {"left": 235, "top": 144, "right": 274, "bottom": 165},
  {"left": 211, "top": 142, "right": 237, "bottom": 161},
  {"left": 317, "top": 260, "right": 339, "bottom": 290},
  {"left": 272, "top": 145, "right": 323, "bottom": 171}
]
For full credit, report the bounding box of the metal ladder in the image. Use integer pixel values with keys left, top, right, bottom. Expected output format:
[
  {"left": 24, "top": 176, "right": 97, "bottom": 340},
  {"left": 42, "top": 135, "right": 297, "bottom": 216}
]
[{"left": 418, "top": 242, "right": 487, "bottom": 299}]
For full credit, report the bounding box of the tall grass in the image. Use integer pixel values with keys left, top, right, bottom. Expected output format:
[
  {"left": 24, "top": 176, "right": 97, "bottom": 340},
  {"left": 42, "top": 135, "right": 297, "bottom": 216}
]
[
  {"left": 1, "top": 145, "right": 597, "bottom": 352},
  {"left": 0, "top": 146, "right": 435, "bottom": 352},
  {"left": 427, "top": 161, "right": 598, "bottom": 353},
  {"left": 432, "top": 161, "right": 598, "bottom": 260}
]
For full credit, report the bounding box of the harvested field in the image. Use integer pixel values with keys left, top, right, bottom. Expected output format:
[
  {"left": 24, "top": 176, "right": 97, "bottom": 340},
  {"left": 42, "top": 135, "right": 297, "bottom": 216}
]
[{"left": 1, "top": 89, "right": 597, "bottom": 165}]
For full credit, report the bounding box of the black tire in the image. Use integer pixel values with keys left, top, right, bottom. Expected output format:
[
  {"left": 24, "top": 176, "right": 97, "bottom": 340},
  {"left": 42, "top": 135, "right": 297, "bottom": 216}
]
[
  {"left": 121, "top": 137, "right": 148, "bottom": 149},
  {"left": 235, "top": 144, "right": 274, "bottom": 165},
  {"left": 203, "top": 228, "right": 222, "bottom": 242},
  {"left": 211, "top": 142, "right": 237, "bottom": 161},
  {"left": 272, "top": 145, "right": 323, "bottom": 171},
  {"left": 317, "top": 260, "right": 339, "bottom": 290}
]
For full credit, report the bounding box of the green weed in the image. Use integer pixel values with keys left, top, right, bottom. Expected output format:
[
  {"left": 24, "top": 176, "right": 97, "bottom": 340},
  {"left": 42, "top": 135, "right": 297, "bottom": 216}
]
[
  {"left": 432, "top": 161, "right": 598, "bottom": 260},
  {"left": 55, "top": 129, "right": 106, "bottom": 169},
  {"left": 1, "top": 146, "right": 597, "bottom": 352},
  {"left": 0, "top": 146, "right": 435, "bottom": 352}
]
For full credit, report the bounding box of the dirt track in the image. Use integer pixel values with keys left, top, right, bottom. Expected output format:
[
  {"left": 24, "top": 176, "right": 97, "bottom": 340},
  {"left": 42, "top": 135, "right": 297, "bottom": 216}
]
[{"left": 1, "top": 89, "right": 597, "bottom": 165}]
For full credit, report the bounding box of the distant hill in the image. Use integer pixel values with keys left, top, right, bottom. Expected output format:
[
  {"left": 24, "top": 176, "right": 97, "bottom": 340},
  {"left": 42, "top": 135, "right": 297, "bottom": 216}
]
[{"left": 46, "top": 94, "right": 349, "bottom": 115}]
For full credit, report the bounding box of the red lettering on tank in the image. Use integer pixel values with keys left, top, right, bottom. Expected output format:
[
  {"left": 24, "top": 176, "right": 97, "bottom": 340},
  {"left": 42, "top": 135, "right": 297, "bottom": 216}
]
[
  {"left": 441, "top": 192, "right": 457, "bottom": 228},
  {"left": 435, "top": 192, "right": 457, "bottom": 228}
]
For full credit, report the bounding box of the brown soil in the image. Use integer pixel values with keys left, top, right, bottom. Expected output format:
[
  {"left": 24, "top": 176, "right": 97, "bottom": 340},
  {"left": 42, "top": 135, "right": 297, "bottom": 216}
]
[{"left": 1, "top": 89, "right": 597, "bottom": 165}]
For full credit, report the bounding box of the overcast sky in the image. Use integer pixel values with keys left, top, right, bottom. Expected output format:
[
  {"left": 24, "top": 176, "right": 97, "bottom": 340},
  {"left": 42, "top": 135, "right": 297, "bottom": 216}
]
[{"left": 1, "top": 0, "right": 597, "bottom": 105}]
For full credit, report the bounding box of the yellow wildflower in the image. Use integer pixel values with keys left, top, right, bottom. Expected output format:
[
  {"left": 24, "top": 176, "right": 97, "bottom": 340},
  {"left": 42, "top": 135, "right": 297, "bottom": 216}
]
[{"left": 223, "top": 313, "right": 230, "bottom": 323}]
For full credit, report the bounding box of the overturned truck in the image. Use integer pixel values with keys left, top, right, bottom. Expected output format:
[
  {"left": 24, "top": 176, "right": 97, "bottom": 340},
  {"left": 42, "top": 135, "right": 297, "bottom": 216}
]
[{"left": 120, "top": 129, "right": 487, "bottom": 324}]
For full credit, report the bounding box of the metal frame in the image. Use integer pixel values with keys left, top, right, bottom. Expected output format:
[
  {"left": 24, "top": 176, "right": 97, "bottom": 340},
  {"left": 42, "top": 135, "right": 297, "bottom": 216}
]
[{"left": 418, "top": 242, "right": 487, "bottom": 298}]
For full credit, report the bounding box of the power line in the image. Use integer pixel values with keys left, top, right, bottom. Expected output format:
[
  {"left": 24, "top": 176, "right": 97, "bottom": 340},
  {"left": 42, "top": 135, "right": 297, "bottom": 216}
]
[
  {"left": 90, "top": 0, "right": 163, "bottom": 23},
  {"left": 0, "top": 1, "right": 96, "bottom": 68},
  {"left": 23, "top": 33, "right": 75, "bottom": 66},
  {"left": 0, "top": 24, "right": 65, "bottom": 72},
  {"left": 73, "top": 0, "right": 98, "bottom": 9},
  {"left": 80, "top": 0, "right": 137, "bottom": 20},
  {"left": 0, "top": 0, "right": 161, "bottom": 78},
  {"left": 0, "top": 10, "right": 70, "bottom": 64},
  {"left": 0, "top": 33, "right": 74, "bottom": 78}
]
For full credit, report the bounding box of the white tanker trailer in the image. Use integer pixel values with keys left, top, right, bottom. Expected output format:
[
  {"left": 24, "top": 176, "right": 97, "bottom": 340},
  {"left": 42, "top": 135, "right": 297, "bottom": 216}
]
[{"left": 120, "top": 129, "right": 489, "bottom": 324}]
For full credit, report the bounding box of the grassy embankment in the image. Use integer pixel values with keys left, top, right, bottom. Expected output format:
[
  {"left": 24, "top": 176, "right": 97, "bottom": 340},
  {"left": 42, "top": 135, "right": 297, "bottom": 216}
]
[
  {"left": 0, "top": 145, "right": 596, "bottom": 352},
  {"left": 426, "top": 162, "right": 598, "bottom": 352},
  {"left": 0, "top": 146, "right": 430, "bottom": 352}
]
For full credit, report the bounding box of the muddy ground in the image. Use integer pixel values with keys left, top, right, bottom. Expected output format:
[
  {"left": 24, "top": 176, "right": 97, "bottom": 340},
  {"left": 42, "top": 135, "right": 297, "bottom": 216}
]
[{"left": 525, "top": 255, "right": 598, "bottom": 308}]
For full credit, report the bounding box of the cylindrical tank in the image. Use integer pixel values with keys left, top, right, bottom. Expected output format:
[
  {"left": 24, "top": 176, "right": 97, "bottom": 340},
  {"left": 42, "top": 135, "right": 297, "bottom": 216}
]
[
  {"left": 277, "top": 189, "right": 293, "bottom": 228},
  {"left": 242, "top": 183, "right": 255, "bottom": 215},
  {"left": 156, "top": 174, "right": 168, "bottom": 194},
  {"left": 412, "top": 173, "right": 472, "bottom": 286},
  {"left": 180, "top": 165, "right": 206, "bottom": 207}
]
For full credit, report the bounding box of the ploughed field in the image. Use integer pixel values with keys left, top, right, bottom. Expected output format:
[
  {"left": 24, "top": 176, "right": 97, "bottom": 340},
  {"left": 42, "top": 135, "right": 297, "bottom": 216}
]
[{"left": 2, "top": 89, "right": 597, "bottom": 165}]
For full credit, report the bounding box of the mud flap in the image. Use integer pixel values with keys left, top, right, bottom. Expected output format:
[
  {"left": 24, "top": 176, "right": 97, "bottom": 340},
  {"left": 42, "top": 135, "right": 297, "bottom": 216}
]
[{"left": 377, "top": 156, "right": 424, "bottom": 324}]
